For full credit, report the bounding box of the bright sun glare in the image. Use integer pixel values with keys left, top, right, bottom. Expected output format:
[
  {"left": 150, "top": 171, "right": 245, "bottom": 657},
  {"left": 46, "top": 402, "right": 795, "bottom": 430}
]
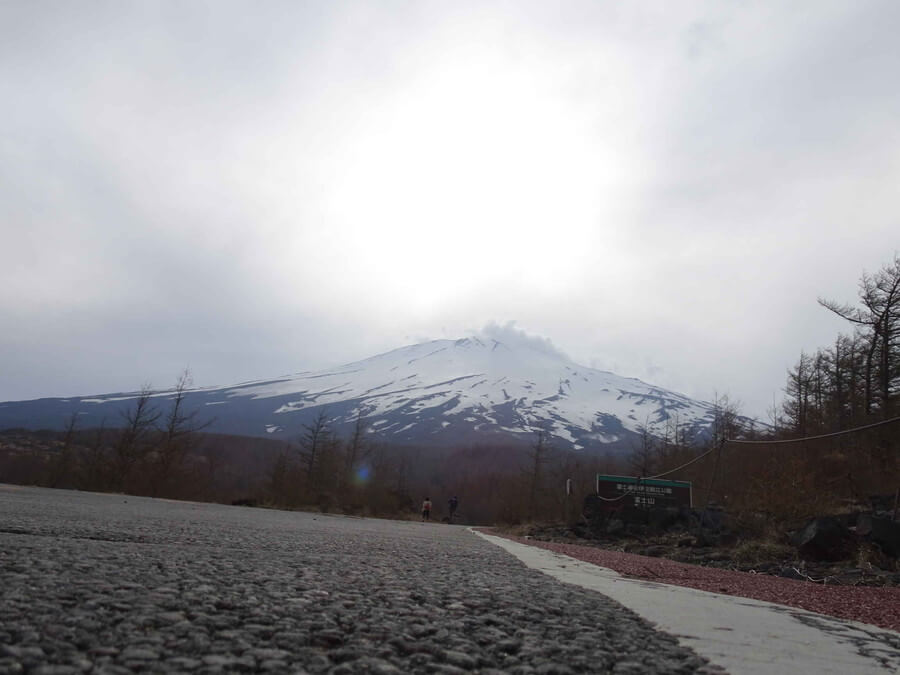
[{"left": 321, "top": 50, "right": 613, "bottom": 309}]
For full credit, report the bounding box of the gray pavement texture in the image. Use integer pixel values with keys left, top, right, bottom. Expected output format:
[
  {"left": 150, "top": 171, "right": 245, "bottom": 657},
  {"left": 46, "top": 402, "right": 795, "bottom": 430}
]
[{"left": 0, "top": 485, "right": 712, "bottom": 674}]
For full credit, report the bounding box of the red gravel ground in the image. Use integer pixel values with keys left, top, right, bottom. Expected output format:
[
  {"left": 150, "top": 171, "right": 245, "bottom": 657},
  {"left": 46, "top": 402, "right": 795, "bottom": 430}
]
[{"left": 494, "top": 533, "right": 900, "bottom": 634}]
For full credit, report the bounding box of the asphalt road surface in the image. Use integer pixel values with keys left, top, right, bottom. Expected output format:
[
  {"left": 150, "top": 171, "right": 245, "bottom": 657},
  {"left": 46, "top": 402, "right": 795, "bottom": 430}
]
[
  {"left": 0, "top": 485, "right": 712, "bottom": 674},
  {"left": 481, "top": 533, "right": 900, "bottom": 674}
]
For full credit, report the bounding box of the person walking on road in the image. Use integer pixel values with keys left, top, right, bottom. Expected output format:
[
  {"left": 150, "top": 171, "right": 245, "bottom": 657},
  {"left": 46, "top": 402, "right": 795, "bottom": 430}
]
[
  {"left": 447, "top": 496, "right": 458, "bottom": 523},
  {"left": 421, "top": 497, "right": 432, "bottom": 521}
]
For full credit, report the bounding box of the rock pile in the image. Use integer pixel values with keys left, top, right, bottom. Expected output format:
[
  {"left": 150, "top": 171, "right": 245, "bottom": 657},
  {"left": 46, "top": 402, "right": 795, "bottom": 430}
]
[{"left": 542, "top": 493, "right": 900, "bottom": 587}]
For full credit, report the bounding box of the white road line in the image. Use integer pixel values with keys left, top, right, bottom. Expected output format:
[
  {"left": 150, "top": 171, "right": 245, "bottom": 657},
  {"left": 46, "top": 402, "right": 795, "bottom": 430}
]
[{"left": 473, "top": 530, "right": 900, "bottom": 675}]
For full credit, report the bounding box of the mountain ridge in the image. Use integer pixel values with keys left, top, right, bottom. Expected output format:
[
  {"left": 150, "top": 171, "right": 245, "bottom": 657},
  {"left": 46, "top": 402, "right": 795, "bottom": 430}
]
[{"left": 0, "top": 337, "right": 733, "bottom": 452}]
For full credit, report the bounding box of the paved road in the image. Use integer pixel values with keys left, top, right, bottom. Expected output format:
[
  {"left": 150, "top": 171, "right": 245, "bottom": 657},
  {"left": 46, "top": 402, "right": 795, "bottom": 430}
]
[
  {"left": 480, "top": 533, "right": 900, "bottom": 675},
  {"left": 0, "top": 485, "right": 711, "bottom": 674}
]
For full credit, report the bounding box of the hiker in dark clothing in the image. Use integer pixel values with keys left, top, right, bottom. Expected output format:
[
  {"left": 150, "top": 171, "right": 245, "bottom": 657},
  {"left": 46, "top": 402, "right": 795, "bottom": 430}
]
[{"left": 447, "top": 496, "right": 458, "bottom": 522}]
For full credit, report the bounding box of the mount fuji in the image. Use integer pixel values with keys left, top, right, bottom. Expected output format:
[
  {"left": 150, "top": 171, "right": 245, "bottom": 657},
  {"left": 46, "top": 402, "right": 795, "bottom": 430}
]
[{"left": 0, "top": 336, "right": 732, "bottom": 452}]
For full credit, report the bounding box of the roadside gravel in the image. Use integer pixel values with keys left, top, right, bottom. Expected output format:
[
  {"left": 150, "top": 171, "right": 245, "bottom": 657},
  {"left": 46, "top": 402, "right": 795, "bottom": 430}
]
[
  {"left": 495, "top": 534, "right": 900, "bottom": 633},
  {"left": 0, "top": 486, "right": 714, "bottom": 674}
]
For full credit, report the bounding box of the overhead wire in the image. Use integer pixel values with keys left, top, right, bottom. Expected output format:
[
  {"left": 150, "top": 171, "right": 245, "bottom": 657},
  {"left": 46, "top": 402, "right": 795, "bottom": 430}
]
[
  {"left": 593, "top": 416, "right": 899, "bottom": 502},
  {"left": 644, "top": 444, "right": 718, "bottom": 480},
  {"left": 726, "top": 415, "right": 900, "bottom": 445}
]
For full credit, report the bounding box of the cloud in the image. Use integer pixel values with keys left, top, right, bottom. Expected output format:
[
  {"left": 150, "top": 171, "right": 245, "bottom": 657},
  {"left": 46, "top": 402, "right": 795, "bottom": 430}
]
[
  {"left": 0, "top": 1, "right": 897, "bottom": 422},
  {"left": 476, "top": 321, "right": 569, "bottom": 360}
]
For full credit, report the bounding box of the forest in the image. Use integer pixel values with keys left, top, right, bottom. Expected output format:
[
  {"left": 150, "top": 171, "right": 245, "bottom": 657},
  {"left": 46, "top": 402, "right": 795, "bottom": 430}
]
[{"left": 1, "top": 256, "right": 897, "bottom": 527}]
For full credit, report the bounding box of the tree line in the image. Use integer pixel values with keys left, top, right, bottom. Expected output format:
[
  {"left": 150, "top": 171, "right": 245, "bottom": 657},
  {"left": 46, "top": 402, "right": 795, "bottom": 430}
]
[
  {"left": 701, "top": 256, "right": 900, "bottom": 521},
  {"left": 593, "top": 256, "right": 899, "bottom": 525},
  {"left": 33, "top": 370, "right": 212, "bottom": 497},
  {"left": 782, "top": 254, "right": 900, "bottom": 433},
  {"left": 3, "top": 384, "right": 635, "bottom": 524},
  {"left": 264, "top": 413, "right": 633, "bottom": 524}
]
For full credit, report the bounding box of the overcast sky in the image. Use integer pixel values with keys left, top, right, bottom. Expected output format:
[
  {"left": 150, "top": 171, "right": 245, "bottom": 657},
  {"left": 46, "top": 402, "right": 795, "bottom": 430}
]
[{"left": 2, "top": 1, "right": 897, "bottom": 420}]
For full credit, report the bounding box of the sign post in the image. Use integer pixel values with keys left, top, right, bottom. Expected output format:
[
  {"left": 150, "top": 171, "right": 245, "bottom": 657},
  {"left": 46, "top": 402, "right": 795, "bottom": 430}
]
[{"left": 595, "top": 474, "right": 692, "bottom": 509}]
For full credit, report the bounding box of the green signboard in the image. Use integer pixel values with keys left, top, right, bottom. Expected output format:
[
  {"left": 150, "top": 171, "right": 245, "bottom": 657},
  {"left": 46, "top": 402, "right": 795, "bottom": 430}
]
[{"left": 595, "top": 474, "right": 692, "bottom": 509}]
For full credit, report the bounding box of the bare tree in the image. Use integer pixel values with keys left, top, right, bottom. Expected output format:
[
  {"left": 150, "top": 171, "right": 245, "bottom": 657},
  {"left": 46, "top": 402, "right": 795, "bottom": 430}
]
[
  {"left": 783, "top": 353, "right": 813, "bottom": 435},
  {"left": 709, "top": 392, "right": 743, "bottom": 445},
  {"left": 526, "top": 429, "right": 549, "bottom": 520},
  {"left": 77, "top": 419, "right": 108, "bottom": 490},
  {"left": 111, "top": 385, "right": 160, "bottom": 492},
  {"left": 628, "top": 423, "right": 657, "bottom": 477},
  {"left": 49, "top": 412, "right": 79, "bottom": 488},
  {"left": 298, "top": 408, "right": 333, "bottom": 488},
  {"left": 341, "top": 411, "right": 372, "bottom": 495},
  {"left": 267, "top": 451, "right": 294, "bottom": 506},
  {"left": 151, "top": 369, "right": 209, "bottom": 497},
  {"left": 819, "top": 254, "right": 900, "bottom": 419}
]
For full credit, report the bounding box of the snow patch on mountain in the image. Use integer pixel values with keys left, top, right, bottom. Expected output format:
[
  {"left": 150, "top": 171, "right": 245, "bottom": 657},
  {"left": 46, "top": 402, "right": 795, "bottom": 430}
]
[
  {"left": 210, "top": 336, "right": 718, "bottom": 450},
  {"left": 0, "top": 334, "right": 728, "bottom": 452}
]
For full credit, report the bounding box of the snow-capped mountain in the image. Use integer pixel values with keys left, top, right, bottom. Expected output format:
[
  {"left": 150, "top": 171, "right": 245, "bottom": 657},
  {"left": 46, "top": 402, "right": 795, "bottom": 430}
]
[{"left": 0, "top": 337, "right": 730, "bottom": 452}]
